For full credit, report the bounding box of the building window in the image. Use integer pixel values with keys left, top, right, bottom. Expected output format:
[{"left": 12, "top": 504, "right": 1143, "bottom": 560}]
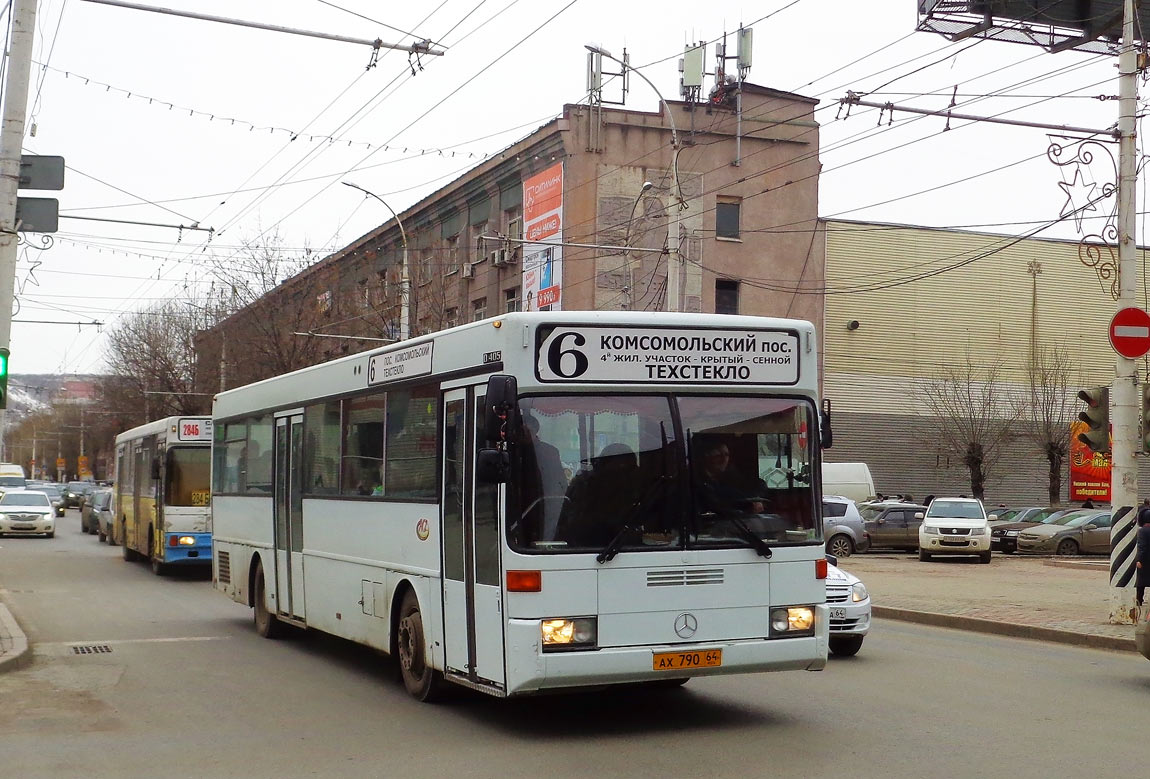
[
  {"left": 471, "top": 221, "right": 490, "bottom": 263},
  {"left": 716, "top": 196, "right": 741, "bottom": 240},
  {"left": 715, "top": 279, "right": 739, "bottom": 315},
  {"left": 472, "top": 298, "right": 487, "bottom": 322},
  {"left": 444, "top": 307, "right": 458, "bottom": 329},
  {"left": 505, "top": 287, "right": 521, "bottom": 313},
  {"left": 445, "top": 235, "right": 460, "bottom": 276},
  {"left": 418, "top": 250, "right": 432, "bottom": 285},
  {"left": 316, "top": 290, "right": 333, "bottom": 315}
]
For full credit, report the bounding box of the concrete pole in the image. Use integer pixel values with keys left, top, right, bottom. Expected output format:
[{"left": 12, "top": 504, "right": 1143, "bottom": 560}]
[
  {"left": 1109, "top": 0, "right": 1140, "bottom": 624},
  {"left": 0, "top": 0, "right": 38, "bottom": 454}
]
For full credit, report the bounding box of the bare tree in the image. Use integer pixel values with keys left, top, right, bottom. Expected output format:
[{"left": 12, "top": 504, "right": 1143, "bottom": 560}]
[
  {"left": 1017, "top": 345, "right": 1076, "bottom": 504},
  {"left": 917, "top": 358, "right": 1016, "bottom": 500},
  {"left": 101, "top": 298, "right": 214, "bottom": 418}
]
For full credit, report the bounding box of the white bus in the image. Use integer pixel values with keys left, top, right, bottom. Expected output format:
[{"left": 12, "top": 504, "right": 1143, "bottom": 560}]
[
  {"left": 212, "top": 312, "right": 831, "bottom": 700},
  {"left": 114, "top": 416, "right": 214, "bottom": 575}
]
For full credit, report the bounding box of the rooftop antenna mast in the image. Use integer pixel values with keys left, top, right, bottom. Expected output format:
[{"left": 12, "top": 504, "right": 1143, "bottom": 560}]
[
  {"left": 586, "top": 46, "right": 630, "bottom": 152},
  {"left": 712, "top": 25, "right": 753, "bottom": 166}
]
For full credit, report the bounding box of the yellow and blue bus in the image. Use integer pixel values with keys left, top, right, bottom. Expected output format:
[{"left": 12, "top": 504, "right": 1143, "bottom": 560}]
[{"left": 114, "top": 416, "right": 213, "bottom": 575}]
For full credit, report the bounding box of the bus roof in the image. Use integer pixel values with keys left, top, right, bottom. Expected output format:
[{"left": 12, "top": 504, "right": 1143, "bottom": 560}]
[
  {"left": 114, "top": 416, "right": 213, "bottom": 446},
  {"left": 213, "top": 311, "right": 818, "bottom": 421}
]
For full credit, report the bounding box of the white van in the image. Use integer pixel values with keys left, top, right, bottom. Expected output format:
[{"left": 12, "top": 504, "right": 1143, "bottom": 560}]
[
  {"left": 0, "top": 462, "right": 26, "bottom": 489},
  {"left": 821, "top": 462, "right": 875, "bottom": 504}
]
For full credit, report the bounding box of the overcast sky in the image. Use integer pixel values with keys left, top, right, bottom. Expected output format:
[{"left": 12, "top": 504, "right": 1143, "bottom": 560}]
[{"left": 9, "top": 0, "right": 1121, "bottom": 374}]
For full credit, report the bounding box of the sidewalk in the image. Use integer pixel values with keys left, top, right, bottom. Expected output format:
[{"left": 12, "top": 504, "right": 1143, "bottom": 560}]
[
  {"left": 841, "top": 552, "right": 1139, "bottom": 652},
  {"left": 0, "top": 593, "right": 30, "bottom": 671}
]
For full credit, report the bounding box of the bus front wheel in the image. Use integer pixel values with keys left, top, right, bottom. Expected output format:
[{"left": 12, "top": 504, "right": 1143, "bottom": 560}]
[
  {"left": 121, "top": 523, "right": 141, "bottom": 562},
  {"left": 253, "top": 561, "right": 285, "bottom": 639},
  {"left": 397, "top": 589, "right": 443, "bottom": 702}
]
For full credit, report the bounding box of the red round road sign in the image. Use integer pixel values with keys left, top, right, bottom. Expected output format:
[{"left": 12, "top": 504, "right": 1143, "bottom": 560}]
[{"left": 1109, "top": 307, "right": 1150, "bottom": 358}]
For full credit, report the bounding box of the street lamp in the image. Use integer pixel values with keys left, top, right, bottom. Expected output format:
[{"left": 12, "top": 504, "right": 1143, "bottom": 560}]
[
  {"left": 342, "top": 181, "right": 410, "bottom": 341},
  {"left": 584, "top": 44, "right": 685, "bottom": 312},
  {"left": 623, "top": 181, "right": 654, "bottom": 309}
]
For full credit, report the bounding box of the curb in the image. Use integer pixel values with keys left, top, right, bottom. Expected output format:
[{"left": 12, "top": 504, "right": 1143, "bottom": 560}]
[
  {"left": 872, "top": 605, "right": 1137, "bottom": 653},
  {"left": 0, "top": 601, "right": 31, "bottom": 673},
  {"left": 1042, "top": 558, "right": 1109, "bottom": 571}
]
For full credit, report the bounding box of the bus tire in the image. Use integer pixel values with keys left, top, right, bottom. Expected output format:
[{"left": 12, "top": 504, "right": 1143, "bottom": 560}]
[
  {"left": 397, "top": 589, "right": 443, "bottom": 702},
  {"left": 253, "top": 561, "right": 285, "bottom": 639}
]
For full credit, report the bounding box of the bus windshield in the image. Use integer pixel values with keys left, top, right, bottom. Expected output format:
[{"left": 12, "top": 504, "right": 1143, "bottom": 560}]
[
  {"left": 509, "top": 394, "right": 818, "bottom": 554},
  {"left": 167, "top": 446, "right": 211, "bottom": 506}
]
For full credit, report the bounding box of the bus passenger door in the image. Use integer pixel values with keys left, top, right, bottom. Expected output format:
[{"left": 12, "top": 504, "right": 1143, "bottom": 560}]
[
  {"left": 440, "top": 387, "right": 506, "bottom": 689},
  {"left": 274, "top": 414, "right": 306, "bottom": 621}
]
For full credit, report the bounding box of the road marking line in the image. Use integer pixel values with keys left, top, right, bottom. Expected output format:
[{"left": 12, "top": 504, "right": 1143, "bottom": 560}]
[{"left": 38, "top": 636, "right": 231, "bottom": 647}]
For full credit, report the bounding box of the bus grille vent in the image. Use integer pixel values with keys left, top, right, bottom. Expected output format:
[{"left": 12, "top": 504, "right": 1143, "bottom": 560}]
[
  {"left": 646, "top": 569, "right": 724, "bottom": 587},
  {"left": 218, "top": 550, "right": 231, "bottom": 584},
  {"left": 72, "top": 645, "right": 112, "bottom": 655}
]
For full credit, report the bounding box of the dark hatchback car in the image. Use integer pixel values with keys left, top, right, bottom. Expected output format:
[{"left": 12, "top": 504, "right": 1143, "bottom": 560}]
[
  {"left": 991, "top": 507, "right": 1086, "bottom": 553},
  {"left": 63, "top": 481, "right": 94, "bottom": 509}
]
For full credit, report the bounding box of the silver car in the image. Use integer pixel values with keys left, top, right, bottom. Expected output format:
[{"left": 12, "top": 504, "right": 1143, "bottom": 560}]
[
  {"left": 0, "top": 489, "right": 55, "bottom": 537},
  {"left": 1016, "top": 510, "right": 1112, "bottom": 556},
  {"left": 822, "top": 495, "right": 871, "bottom": 558}
]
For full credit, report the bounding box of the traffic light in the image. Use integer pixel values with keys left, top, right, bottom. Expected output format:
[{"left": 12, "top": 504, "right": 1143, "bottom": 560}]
[
  {"left": 1076, "top": 386, "right": 1110, "bottom": 453},
  {"left": 0, "top": 347, "right": 9, "bottom": 410}
]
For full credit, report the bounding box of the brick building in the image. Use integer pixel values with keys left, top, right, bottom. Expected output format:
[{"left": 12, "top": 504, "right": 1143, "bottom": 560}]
[{"left": 194, "top": 85, "right": 823, "bottom": 392}]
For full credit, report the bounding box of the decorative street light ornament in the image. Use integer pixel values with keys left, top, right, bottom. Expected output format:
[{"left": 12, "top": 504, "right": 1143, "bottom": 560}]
[{"left": 1047, "top": 134, "right": 1119, "bottom": 299}]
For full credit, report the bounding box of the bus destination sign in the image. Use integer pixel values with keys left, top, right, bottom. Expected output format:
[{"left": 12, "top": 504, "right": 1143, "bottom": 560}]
[
  {"left": 536, "top": 326, "right": 799, "bottom": 384},
  {"left": 368, "top": 341, "right": 434, "bottom": 385},
  {"left": 176, "top": 417, "right": 213, "bottom": 442}
]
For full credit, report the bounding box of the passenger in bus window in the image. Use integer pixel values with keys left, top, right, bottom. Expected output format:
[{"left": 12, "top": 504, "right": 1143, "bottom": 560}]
[
  {"left": 517, "top": 413, "right": 568, "bottom": 541},
  {"left": 557, "top": 443, "right": 641, "bottom": 546}
]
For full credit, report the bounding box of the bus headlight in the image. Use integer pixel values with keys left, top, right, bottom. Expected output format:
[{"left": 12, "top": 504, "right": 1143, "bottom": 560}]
[
  {"left": 770, "top": 606, "right": 815, "bottom": 637},
  {"left": 541, "top": 617, "right": 597, "bottom": 651}
]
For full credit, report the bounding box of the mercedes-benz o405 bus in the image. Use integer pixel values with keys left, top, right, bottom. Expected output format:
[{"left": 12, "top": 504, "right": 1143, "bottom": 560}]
[
  {"left": 212, "top": 312, "right": 831, "bottom": 700},
  {"left": 115, "top": 416, "right": 213, "bottom": 575}
]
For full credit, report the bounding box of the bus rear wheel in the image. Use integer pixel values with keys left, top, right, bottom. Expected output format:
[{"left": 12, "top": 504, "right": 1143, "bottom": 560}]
[
  {"left": 397, "top": 589, "right": 443, "bottom": 702},
  {"left": 253, "top": 561, "right": 285, "bottom": 639}
]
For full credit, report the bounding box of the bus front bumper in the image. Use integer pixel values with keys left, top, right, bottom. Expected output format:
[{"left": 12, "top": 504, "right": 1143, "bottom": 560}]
[
  {"left": 160, "top": 532, "right": 212, "bottom": 565},
  {"left": 504, "top": 603, "right": 829, "bottom": 696}
]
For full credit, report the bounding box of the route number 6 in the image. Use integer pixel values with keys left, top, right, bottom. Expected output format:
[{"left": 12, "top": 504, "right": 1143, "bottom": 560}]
[{"left": 547, "top": 332, "right": 588, "bottom": 379}]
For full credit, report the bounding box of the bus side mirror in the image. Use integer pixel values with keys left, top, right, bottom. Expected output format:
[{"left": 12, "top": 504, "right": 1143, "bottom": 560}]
[
  {"left": 484, "top": 374, "right": 519, "bottom": 444},
  {"left": 820, "top": 398, "right": 833, "bottom": 450},
  {"left": 476, "top": 449, "right": 510, "bottom": 483}
]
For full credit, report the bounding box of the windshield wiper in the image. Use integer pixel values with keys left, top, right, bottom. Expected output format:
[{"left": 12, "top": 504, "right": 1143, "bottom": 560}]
[
  {"left": 727, "top": 516, "right": 773, "bottom": 559},
  {"left": 596, "top": 524, "right": 634, "bottom": 564}
]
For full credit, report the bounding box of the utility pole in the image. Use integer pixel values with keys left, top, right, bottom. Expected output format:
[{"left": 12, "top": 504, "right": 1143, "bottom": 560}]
[
  {"left": 1109, "top": 0, "right": 1140, "bottom": 624},
  {"left": 0, "top": 0, "right": 37, "bottom": 455}
]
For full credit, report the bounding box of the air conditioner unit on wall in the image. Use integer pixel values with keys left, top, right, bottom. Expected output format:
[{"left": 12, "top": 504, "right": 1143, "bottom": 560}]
[
  {"left": 461, "top": 262, "right": 475, "bottom": 279},
  {"left": 494, "top": 248, "right": 509, "bottom": 267}
]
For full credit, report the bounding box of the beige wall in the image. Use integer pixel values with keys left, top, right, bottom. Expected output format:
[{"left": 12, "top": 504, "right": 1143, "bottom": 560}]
[{"left": 823, "top": 220, "right": 1146, "bottom": 414}]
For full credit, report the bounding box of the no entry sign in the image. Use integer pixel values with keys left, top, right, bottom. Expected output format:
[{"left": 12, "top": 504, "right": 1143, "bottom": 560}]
[{"left": 1109, "top": 307, "right": 1150, "bottom": 358}]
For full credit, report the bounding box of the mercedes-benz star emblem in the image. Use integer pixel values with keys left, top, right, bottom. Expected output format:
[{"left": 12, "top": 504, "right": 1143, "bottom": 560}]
[{"left": 674, "top": 612, "right": 698, "bottom": 638}]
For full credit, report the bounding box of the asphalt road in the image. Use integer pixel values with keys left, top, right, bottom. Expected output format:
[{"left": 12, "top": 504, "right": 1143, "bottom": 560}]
[{"left": 1, "top": 510, "right": 1148, "bottom": 779}]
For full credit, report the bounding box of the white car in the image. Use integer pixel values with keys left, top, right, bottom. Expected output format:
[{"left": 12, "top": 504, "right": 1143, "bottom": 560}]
[
  {"left": 826, "top": 562, "right": 870, "bottom": 656},
  {"left": 917, "top": 497, "right": 991, "bottom": 563},
  {"left": 0, "top": 488, "right": 56, "bottom": 538}
]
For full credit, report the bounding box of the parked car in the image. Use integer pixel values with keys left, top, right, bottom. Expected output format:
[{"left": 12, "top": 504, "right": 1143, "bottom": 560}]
[
  {"left": 0, "top": 489, "right": 56, "bottom": 537},
  {"left": 988, "top": 506, "right": 1047, "bottom": 528},
  {"left": 62, "top": 481, "right": 94, "bottom": 509},
  {"left": 826, "top": 560, "right": 870, "bottom": 657},
  {"left": 97, "top": 490, "right": 117, "bottom": 544},
  {"left": 80, "top": 488, "right": 112, "bottom": 535},
  {"left": 1016, "top": 510, "right": 1113, "bottom": 556},
  {"left": 918, "top": 497, "right": 992, "bottom": 563},
  {"left": 822, "top": 495, "right": 870, "bottom": 558},
  {"left": 27, "top": 483, "right": 65, "bottom": 517},
  {"left": 991, "top": 508, "right": 1087, "bottom": 554},
  {"left": 860, "top": 501, "right": 929, "bottom": 551}
]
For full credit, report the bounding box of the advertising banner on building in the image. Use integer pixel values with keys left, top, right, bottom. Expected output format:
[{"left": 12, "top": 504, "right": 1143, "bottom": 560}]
[
  {"left": 522, "top": 162, "right": 563, "bottom": 311},
  {"left": 1068, "top": 419, "right": 1111, "bottom": 503}
]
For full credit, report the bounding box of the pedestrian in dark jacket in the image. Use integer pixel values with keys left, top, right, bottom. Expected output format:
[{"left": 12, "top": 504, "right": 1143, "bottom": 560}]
[{"left": 1136, "top": 500, "right": 1150, "bottom": 608}]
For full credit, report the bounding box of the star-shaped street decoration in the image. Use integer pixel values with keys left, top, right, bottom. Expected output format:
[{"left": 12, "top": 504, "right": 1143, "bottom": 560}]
[{"left": 1058, "top": 166, "right": 1098, "bottom": 232}]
